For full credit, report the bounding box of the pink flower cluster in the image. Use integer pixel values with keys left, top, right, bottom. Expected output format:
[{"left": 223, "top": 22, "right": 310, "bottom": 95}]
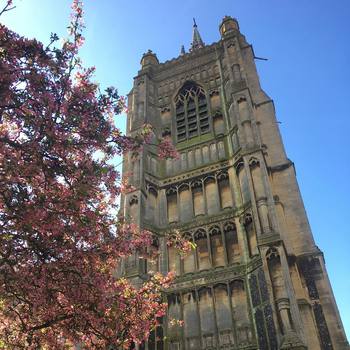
[
  {"left": 0, "top": 1, "right": 175, "bottom": 348},
  {"left": 158, "top": 136, "right": 180, "bottom": 160},
  {"left": 167, "top": 231, "right": 196, "bottom": 257}
]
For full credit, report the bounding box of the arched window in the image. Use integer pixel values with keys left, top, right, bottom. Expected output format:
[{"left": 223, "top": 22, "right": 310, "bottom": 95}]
[
  {"left": 194, "top": 229, "right": 210, "bottom": 270},
  {"left": 178, "top": 184, "right": 192, "bottom": 222},
  {"left": 146, "top": 187, "right": 158, "bottom": 223},
  {"left": 166, "top": 188, "right": 178, "bottom": 223},
  {"left": 244, "top": 214, "right": 258, "bottom": 257},
  {"left": 175, "top": 82, "right": 209, "bottom": 141},
  {"left": 167, "top": 294, "right": 182, "bottom": 345},
  {"left": 198, "top": 287, "right": 216, "bottom": 346},
  {"left": 183, "top": 233, "right": 196, "bottom": 273},
  {"left": 209, "top": 226, "right": 225, "bottom": 267},
  {"left": 214, "top": 284, "right": 234, "bottom": 346},
  {"left": 183, "top": 291, "right": 201, "bottom": 349},
  {"left": 224, "top": 222, "right": 240, "bottom": 264},
  {"left": 217, "top": 172, "right": 233, "bottom": 209},
  {"left": 230, "top": 280, "right": 253, "bottom": 344}
]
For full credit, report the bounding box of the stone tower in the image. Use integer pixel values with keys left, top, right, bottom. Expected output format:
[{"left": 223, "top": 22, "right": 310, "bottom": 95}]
[{"left": 120, "top": 16, "right": 349, "bottom": 350}]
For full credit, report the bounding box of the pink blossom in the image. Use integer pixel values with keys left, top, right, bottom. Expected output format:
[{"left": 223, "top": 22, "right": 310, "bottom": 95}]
[{"left": 158, "top": 136, "right": 180, "bottom": 160}]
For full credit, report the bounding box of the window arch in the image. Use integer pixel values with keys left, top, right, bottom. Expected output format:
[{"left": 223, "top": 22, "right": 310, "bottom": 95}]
[
  {"left": 175, "top": 81, "right": 210, "bottom": 141},
  {"left": 194, "top": 229, "right": 210, "bottom": 270}
]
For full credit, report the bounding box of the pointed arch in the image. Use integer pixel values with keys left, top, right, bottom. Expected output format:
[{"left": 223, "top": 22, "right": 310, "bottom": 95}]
[
  {"left": 175, "top": 81, "right": 210, "bottom": 141},
  {"left": 223, "top": 221, "right": 240, "bottom": 264},
  {"left": 209, "top": 226, "right": 225, "bottom": 267}
]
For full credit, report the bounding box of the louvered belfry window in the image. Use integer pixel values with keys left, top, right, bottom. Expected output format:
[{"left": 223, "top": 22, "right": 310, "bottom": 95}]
[{"left": 175, "top": 82, "right": 209, "bottom": 141}]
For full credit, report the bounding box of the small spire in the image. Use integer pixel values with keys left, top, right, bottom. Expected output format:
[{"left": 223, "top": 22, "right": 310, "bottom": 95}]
[
  {"left": 180, "top": 45, "right": 186, "bottom": 55},
  {"left": 190, "top": 18, "right": 204, "bottom": 51}
]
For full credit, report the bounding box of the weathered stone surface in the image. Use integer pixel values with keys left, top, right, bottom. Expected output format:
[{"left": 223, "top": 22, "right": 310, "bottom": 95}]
[{"left": 121, "top": 16, "right": 349, "bottom": 350}]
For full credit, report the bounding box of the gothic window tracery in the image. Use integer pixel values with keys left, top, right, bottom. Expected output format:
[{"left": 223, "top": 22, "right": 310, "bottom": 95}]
[{"left": 175, "top": 82, "right": 209, "bottom": 141}]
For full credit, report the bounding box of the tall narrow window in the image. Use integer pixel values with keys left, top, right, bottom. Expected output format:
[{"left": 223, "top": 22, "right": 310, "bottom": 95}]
[
  {"left": 175, "top": 82, "right": 210, "bottom": 141},
  {"left": 195, "top": 229, "right": 210, "bottom": 270},
  {"left": 167, "top": 188, "right": 178, "bottom": 223},
  {"left": 210, "top": 227, "right": 225, "bottom": 267},
  {"left": 183, "top": 291, "right": 201, "bottom": 349},
  {"left": 224, "top": 222, "right": 240, "bottom": 264},
  {"left": 214, "top": 284, "right": 234, "bottom": 346},
  {"left": 167, "top": 294, "right": 182, "bottom": 345},
  {"left": 183, "top": 233, "right": 196, "bottom": 273},
  {"left": 245, "top": 214, "right": 258, "bottom": 257},
  {"left": 218, "top": 172, "right": 233, "bottom": 209},
  {"left": 230, "top": 280, "right": 253, "bottom": 344}
]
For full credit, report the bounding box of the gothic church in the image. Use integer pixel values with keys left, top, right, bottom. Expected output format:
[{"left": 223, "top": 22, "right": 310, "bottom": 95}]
[{"left": 120, "top": 16, "right": 349, "bottom": 350}]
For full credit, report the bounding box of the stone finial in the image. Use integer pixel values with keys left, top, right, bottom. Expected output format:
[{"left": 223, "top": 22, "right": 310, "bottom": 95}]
[
  {"left": 140, "top": 49, "right": 159, "bottom": 68},
  {"left": 219, "top": 15, "right": 240, "bottom": 37}
]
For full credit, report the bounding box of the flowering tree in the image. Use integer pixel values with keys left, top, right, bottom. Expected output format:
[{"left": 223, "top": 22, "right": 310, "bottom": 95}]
[{"left": 0, "top": 1, "right": 181, "bottom": 348}]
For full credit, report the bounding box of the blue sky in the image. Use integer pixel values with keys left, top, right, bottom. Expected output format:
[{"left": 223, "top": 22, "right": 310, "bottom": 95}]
[{"left": 2, "top": 0, "right": 350, "bottom": 339}]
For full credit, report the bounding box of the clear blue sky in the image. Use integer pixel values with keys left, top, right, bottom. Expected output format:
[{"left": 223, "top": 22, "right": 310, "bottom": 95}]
[{"left": 2, "top": 0, "right": 350, "bottom": 339}]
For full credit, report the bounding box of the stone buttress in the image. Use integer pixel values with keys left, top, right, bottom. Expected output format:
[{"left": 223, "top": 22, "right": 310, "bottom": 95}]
[{"left": 120, "top": 16, "right": 349, "bottom": 350}]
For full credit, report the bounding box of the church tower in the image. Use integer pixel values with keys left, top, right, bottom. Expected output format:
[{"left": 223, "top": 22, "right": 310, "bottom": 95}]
[{"left": 120, "top": 16, "right": 349, "bottom": 350}]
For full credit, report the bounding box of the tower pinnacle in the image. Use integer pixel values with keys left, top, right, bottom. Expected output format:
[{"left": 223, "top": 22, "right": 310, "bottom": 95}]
[
  {"left": 190, "top": 18, "right": 204, "bottom": 51},
  {"left": 180, "top": 44, "right": 186, "bottom": 55}
]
